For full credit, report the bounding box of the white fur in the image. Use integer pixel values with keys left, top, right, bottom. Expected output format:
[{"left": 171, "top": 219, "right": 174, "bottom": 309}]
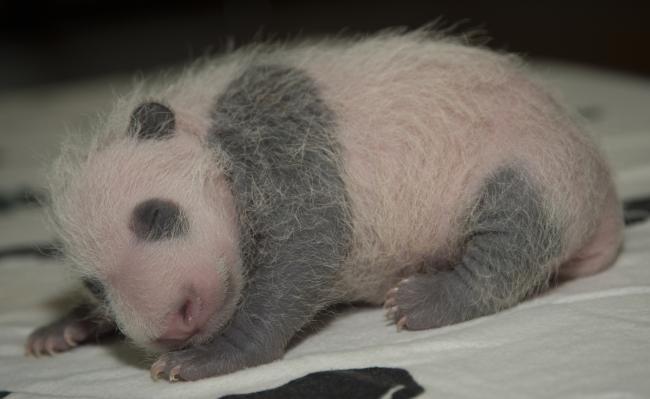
[{"left": 48, "top": 29, "right": 623, "bottom": 349}]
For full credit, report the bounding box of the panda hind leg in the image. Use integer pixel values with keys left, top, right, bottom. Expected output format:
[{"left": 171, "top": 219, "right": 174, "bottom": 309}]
[{"left": 385, "top": 167, "right": 563, "bottom": 330}]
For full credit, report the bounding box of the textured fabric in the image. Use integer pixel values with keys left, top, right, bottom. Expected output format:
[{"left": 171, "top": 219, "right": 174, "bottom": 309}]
[
  {"left": 219, "top": 368, "right": 424, "bottom": 399},
  {"left": 0, "top": 62, "right": 649, "bottom": 398}
]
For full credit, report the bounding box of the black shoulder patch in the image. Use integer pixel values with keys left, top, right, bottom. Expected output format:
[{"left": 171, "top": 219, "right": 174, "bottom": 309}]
[
  {"left": 128, "top": 101, "right": 175, "bottom": 140},
  {"left": 209, "top": 63, "right": 352, "bottom": 323},
  {"left": 209, "top": 64, "right": 351, "bottom": 275}
]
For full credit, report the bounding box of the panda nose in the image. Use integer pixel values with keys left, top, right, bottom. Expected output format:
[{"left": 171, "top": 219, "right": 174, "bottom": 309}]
[
  {"left": 130, "top": 198, "right": 188, "bottom": 241},
  {"left": 156, "top": 297, "right": 203, "bottom": 347}
]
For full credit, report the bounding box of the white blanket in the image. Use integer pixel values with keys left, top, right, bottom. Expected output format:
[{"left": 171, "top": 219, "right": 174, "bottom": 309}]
[{"left": 0, "top": 61, "right": 648, "bottom": 398}]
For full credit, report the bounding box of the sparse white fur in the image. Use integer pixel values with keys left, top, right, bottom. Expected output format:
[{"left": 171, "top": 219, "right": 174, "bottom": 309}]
[{"left": 48, "top": 29, "right": 623, "bottom": 350}]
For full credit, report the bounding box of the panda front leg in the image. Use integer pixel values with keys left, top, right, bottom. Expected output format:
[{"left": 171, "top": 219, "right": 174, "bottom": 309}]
[
  {"left": 386, "top": 167, "right": 562, "bottom": 330},
  {"left": 151, "top": 262, "right": 334, "bottom": 381},
  {"left": 26, "top": 304, "right": 118, "bottom": 356},
  {"left": 150, "top": 308, "right": 289, "bottom": 381},
  {"left": 151, "top": 226, "right": 345, "bottom": 382}
]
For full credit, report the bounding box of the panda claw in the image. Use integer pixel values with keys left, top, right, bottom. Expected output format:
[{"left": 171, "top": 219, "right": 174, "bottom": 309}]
[
  {"left": 396, "top": 316, "right": 408, "bottom": 331},
  {"left": 150, "top": 359, "right": 167, "bottom": 381},
  {"left": 169, "top": 365, "right": 183, "bottom": 382}
]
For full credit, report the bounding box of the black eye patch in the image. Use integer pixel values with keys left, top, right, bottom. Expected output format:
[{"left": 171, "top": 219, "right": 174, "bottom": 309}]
[
  {"left": 130, "top": 198, "right": 188, "bottom": 241},
  {"left": 128, "top": 101, "right": 176, "bottom": 140},
  {"left": 82, "top": 278, "right": 107, "bottom": 302}
]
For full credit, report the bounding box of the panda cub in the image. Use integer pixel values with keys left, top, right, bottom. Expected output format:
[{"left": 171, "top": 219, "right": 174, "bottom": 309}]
[{"left": 26, "top": 31, "right": 623, "bottom": 381}]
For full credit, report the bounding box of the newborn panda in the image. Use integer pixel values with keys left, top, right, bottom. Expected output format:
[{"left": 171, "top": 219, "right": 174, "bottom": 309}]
[{"left": 26, "top": 31, "right": 624, "bottom": 381}]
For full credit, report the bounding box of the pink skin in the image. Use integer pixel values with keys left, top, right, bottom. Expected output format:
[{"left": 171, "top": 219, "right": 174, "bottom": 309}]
[
  {"left": 107, "top": 171, "right": 241, "bottom": 350},
  {"left": 559, "top": 186, "right": 624, "bottom": 280},
  {"left": 30, "top": 33, "right": 623, "bottom": 379},
  {"left": 107, "top": 251, "right": 227, "bottom": 350},
  {"left": 300, "top": 43, "right": 622, "bottom": 303},
  {"left": 155, "top": 285, "right": 216, "bottom": 346},
  {"left": 49, "top": 119, "right": 243, "bottom": 351}
]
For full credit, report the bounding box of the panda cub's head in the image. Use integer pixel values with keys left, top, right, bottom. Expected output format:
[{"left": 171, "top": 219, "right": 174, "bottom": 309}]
[{"left": 49, "top": 100, "right": 244, "bottom": 351}]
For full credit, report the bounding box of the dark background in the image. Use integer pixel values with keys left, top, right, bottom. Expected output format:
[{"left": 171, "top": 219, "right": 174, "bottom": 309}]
[{"left": 1, "top": 0, "right": 649, "bottom": 91}]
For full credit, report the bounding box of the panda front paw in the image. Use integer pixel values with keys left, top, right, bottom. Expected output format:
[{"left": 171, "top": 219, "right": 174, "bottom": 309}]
[
  {"left": 26, "top": 305, "right": 116, "bottom": 357},
  {"left": 151, "top": 327, "right": 283, "bottom": 381},
  {"left": 26, "top": 319, "right": 90, "bottom": 356}
]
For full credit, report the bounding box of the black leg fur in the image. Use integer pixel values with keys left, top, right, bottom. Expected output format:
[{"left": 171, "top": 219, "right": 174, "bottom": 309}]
[
  {"left": 151, "top": 65, "right": 352, "bottom": 381},
  {"left": 388, "top": 166, "right": 562, "bottom": 330}
]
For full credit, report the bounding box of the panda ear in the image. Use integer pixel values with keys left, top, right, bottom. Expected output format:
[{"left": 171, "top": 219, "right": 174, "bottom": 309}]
[{"left": 128, "top": 101, "right": 175, "bottom": 140}]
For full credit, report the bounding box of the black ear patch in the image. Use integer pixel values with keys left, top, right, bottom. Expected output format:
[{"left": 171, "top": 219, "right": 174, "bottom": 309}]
[{"left": 128, "top": 101, "right": 176, "bottom": 140}]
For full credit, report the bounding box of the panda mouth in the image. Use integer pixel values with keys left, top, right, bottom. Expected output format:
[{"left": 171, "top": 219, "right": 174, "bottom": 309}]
[
  {"left": 186, "top": 271, "right": 239, "bottom": 347},
  {"left": 149, "top": 262, "right": 240, "bottom": 351}
]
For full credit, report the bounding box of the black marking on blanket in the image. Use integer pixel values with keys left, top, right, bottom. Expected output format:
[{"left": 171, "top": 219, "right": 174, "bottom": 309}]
[
  {"left": 0, "top": 391, "right": 11, "bottom": 398},
  {"left": 219, "top": 367, "right": 424, "bottom": 399},
  {"left": 0, "top": 188, "right": 46, "bottom": 213},
  {"left": 623, "top": 197, "right": 650, "bottom": 226},
  {"left": 0, "top": 241, "right": 62, "bottom": 260}
]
